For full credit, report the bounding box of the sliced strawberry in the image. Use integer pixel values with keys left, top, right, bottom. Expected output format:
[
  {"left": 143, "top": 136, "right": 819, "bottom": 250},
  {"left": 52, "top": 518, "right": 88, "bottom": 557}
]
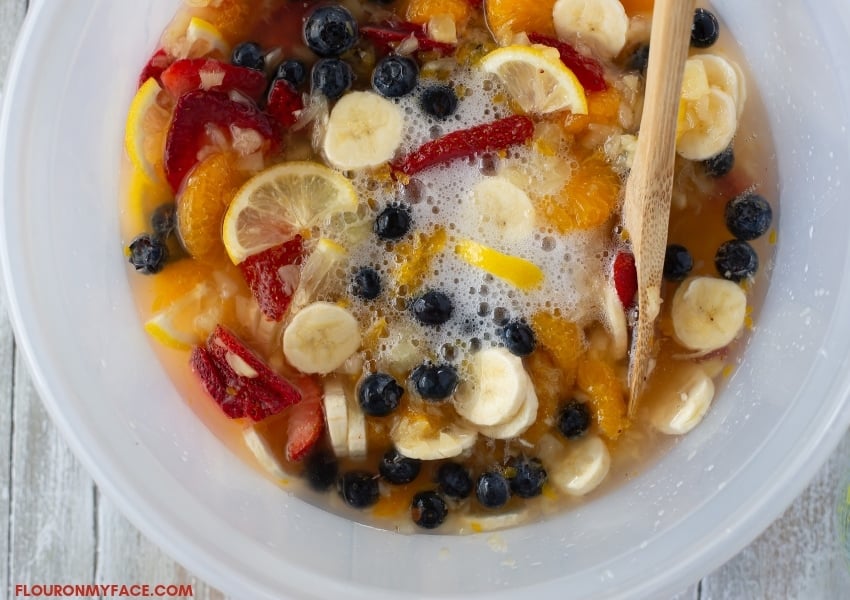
[
  {"left": 393, "top": 115, "right": 534, "bottom": 177},
  {"left": 161, "top": 58, "right": 268, "bottom": 102},
  {"left": 266, "top": 79, "right": 304, "bottom": 130},
  {"left": 190, "top": 346, "right": 245, "bottom": 418},
  {"left": 361, "top": 22, "right": 456, "bottom": 56},
  {"left": 239, "top": 237, "right": 305, "bottom": 321},
  {"left": 284, "top": 377, "right": 324, "bottom": 462},
  {"left": 164, "top": 88, "right": 279, "bottom": 192},
  {"left": 613, "top": 251, "right": 638, "bottom": 308},
  {"left": 138, "top": 49, "right": 173, "bottom": 89},
  {"left": 527, "top": 33, "right": 608, "bottom": 92}
]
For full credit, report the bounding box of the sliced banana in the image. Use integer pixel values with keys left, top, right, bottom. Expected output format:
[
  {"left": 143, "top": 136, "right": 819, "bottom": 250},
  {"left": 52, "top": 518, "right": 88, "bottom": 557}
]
[
  {"left": 470, "top": 176, "right": 536, "bottom": 241},
  {"left": 392, "top": 416, "right": 478, "bottom": 461},
  {"left": 323, "top": 91, "right": 404, "bottom": 171},
  {"left": 282, "top": 302, "right": 361, "bottom": 374},
  {"left": 477, "top": 383, "right": 539, "bottom": 440},
  {"left": 460, "top": 510, "right": 530, "bottom": 533},
  {"left": 322, "top": 376, "right": 350, "bottom": 457},
  {"left": 452, "top": 347, "right": 528, "bottom": 427},
  {"left": 671, "top": 276, "right": 747, "bottom": 354},
  {"left": 677, "top": 88, "right": 738, "bottom": 161},
  {"left": 601, "top": 283, "right": 629, "bottom": 360},
  {"left": 552, "top": 0, "right": 629, "bottom": 59},
  {"left": 346, "top": 386, "right": 368, "bottom": 459},
  {"left": 243, "top": 427, "right": 287, "bottom": 480},
  {"left": 691, "top": 54, "right": 747, "bottom": 118},
  {"left": 649, "top": 363, "right": 715, "bottom": 435},
  {"left": 548, "top": 434, "right": 611, "bottom": 496}
]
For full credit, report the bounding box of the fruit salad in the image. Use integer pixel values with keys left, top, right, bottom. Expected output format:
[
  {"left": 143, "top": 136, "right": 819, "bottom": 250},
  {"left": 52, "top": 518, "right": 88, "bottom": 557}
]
[{"left": 122, "top": 0, "right": 777, "bottom": 533}]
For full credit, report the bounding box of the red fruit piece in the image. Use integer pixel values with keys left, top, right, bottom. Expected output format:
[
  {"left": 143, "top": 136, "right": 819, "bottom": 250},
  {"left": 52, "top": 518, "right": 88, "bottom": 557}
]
[
  {"left": 613, "top": 251, "right": 638, "bottom": 308},
  {"left": 266, "top": 79, "right": 304, "bottom": 130},
  {"left": 527, "top": 33, "right": 608, "bottom": 92},
  {"left": 361, "top": 22, "right": 456, "bottom": 55},
  {"left": 164, "top": 88, "right": 279, "bottom": 192},
  {"left": 239, "top": 236, "right": 305, "bottom": 321},
  {"left": 393, "top": 115, "right": 534, "bottom": 176},
  {"left": 161, "top": 58, "right": 268, "bottom": 102},
  {"left": 190, "top": 346, "right": 245, "bottom": 418},
  {"left": 138, "top": 48, "right": 173, "bottom": 88},
  {"left": 285, "top": 377, "right": 325, "bottom": 461}
]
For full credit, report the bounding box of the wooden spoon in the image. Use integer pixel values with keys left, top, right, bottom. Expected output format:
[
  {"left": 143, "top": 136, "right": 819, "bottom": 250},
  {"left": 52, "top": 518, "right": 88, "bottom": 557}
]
[{"left": 623, "top": 0, "right": 696, "bottom": 415}]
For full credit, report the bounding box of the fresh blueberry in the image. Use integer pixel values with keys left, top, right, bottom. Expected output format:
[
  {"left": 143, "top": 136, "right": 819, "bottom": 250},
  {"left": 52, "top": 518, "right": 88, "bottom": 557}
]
[
  {"left": 411, "top": 491, "right": 448, "bottom": 529},
  {"left": 508, "top": 456, "right": 547, "bottom": 498},
  {"left": 128, "top": 233, "right": 168, "bottom": 275},
  {"left": 628, "top": 44, "right": 650, "bottom": 74},
  {"left": 358, "top": 372, "right": 403, "bottom": 416},
  {"left": 338, "top": 471, "right": 380, "bottom": 508},
  {"left": 437, "top": 462, "right": 473, "bottom": 499},
  {"left": 304, "top": 5, "right": 359, "bottom": 57},
  {"left": 379, "top": 448, "right": 422, "bottom": 484},
  {"left": 372, "top": 55, "right": 419, "bottom": 98},
  {"left": 663, "top": 244, "right": 694, "bottom": 282},
  {"left": 500, "top": 320, "right": 536, "bottom": 356},
  {"left": 412, "top": 291, "right": 453, "bottom": 326},
  {"left": 715, "top": 239, "right": 759, "bottom": 281},
  {"left": 476, "top": 471, "right": 510, "bottom": 509},
  {"left": 150, "top": 202, "right": 176, "bottom": 239},
  {"left": 691, "top": 8, "right": 720, "bottom": 48},
  {"left": 275, "top": 59, "right": 307, "bottom": 87},
  {"left": 305, "top": 450, "right": 338, "bottom": 491},
  {"left": 410, "top": 363, "right": 459, "bottom": 401},
  {"left": 375, "top": 204, "right": 412, "bottom": 240},
  {"left": 725, "top": 193, "right": 773, "bottom": 241},
  {"left": 557, "top": 400, "right": 591, "bottom": 439},
  {"left": 231, "top": 42, "right": 265, "bottom": 71},
  {"left": 352, "top": 267, "right": 382, "bottom": 300},
  {"left": 420, "top": 85, "right": 458, "bottom": 119},
  {"left": 311, "top": 58, "right": 353, "bottom": 100},
  {"left": 703, "top": 145, "right": 735, "bottom": 178}
]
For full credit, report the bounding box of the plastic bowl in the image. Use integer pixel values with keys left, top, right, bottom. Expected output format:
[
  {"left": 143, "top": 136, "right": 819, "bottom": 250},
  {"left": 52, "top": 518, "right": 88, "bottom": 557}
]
[{"left": 3, "top": 1, "right": 850, "bottom": 598}]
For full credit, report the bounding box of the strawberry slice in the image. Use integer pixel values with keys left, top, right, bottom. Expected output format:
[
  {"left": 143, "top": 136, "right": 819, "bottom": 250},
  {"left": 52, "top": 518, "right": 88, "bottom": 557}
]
[
  {"left": 239, "top": 236, "right": 305, "bottom": 321},
  {"left": 393, "top": 115, "right": 534, "bottom": 177},
  {"left": 266, "top": 79, "right": 304, "bottom": 130},
  {"left": 190, "top": 346, "right": 245, "bottom": 418},
  {"left": 613, "top": 251, "right": 638, "bottom": 308},
  {"left": 161, "top": 58, "right": 268, "bottom": 102},
  {"left": 361, "top": 21, "right": 456, "bottom": 55},
  {"left": 527, "top": 33, "right": 608, "bottom": 93},
  {"left": 164, "top": 88, "right": 279, "bottom": 192},
  {"left": 285, "top": 376, "right": 325, "bottom": 461},
  {"left": 138, "top": 48, "right": 173, "bottom": 89}
]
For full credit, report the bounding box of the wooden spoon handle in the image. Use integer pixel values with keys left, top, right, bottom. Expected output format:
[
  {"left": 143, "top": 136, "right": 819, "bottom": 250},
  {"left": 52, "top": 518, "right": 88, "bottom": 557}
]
[{"left": 624, "top": 0, "right": 696, "bottom": 414}]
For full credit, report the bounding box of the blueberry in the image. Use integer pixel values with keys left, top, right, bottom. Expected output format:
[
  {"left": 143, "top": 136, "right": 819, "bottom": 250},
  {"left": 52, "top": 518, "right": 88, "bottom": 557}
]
[
  {"left": 375, "top": 204, "right": 412, "bottom": 240},
  {"left": 663, "top": 244, "right": 694, "bottom": 282},
  {"left": 372, "top": 55, "right": 419, "bottom": 98},
  {"left": 410, "top": 363, "right": 459, "bottom": 401},
  {"left": 557, "top": 400, "right": 591, "bottom": 439},
  {"left": 420, "top": 85, "right": 458, "bottom": 119},
  {"left": 412, "top": 291, "right": 453, "bottom": 326},
  {"left": 476, "top": 471, "right": 510, "bottom": 509},
  {"left": 150, "top": 202, "right": 176, "bottom": 239},
  {"left": 379, "top": 448, "right": 422, "bottom": 484},
  {"left": 725, "top": 193, "right": 773, "bottom": 241},
  {"left": 500, "top": 320, "right": 536, "bottom": 356},
  {"left": 275, "top": 59, "right": 307, "bottom": 87},
  {"left": 352, "top": 267, "right": 382, "bottom": 300},
  {"left": 338, "top": 471, "right": 380, "bottom": 508},
  {"left": 703, "top": 145, "right": 735, "bottom": 178},
  {"left": 628, "top": 44, "right": 650, "bottom": 74},
  {"left": 437, "top": 462, "right": 473, "bottom": 499},
  {"left": 715, "top": 239, "right": 759, "bottom": 281},
  {"left": 411, "top": 491, "right": 448, "bottom": 529},
  {"left": 507, "top": 456, "right": 547, "bottom": 498},
  {"left": 358, "top": 372, "right": 403, "bottom": 416},
  {"left": 128, "top": 233, "right": 168, "bottom": 275},
  {"left": 691, "top": 8, "right": 720, "bottom": 48},
  {"left": 305, "top": 450, "right": 338, "bottom": 491},
  {"left": 231, "top": 42, "right": 265, "bottom": 71},
  {"left": 311, "top": 58, "right": 353, "bottom": 100},
  {"left": 304, "top": 5, "right": 359, "bottom": 57}
]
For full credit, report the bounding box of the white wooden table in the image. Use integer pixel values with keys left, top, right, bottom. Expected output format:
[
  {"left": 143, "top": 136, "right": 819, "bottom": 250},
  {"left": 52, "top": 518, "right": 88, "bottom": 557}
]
[{"left": 1, "top": 1, "right": 849, "bottom": 598}]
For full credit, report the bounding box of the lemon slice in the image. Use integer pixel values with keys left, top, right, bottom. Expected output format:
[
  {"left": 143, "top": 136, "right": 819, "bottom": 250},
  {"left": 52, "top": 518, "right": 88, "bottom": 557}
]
[
  {"left": 222, "top": 161, "right": 359, "bottom": 264},
  {"left": 455, "top": 240, "right": 544, "bottom": 290},
  {"left": 144, "top": 282, "right": 221, "bottom": 350},
  {"left": 186, "top": 17, "right": 231, "bottom": 59},
  {"left": 125, "top": 78, "right": 171, "bottom": 185},
  {"left": 480, "top": 45, "right": 588, "bottom": 115},
  {"left": 290, "top": 238, "right": 349, "bottom": 314}
]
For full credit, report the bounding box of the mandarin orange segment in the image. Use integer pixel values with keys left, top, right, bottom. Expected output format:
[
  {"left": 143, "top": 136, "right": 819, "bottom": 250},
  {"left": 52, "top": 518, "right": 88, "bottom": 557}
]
[
  {"left": 523, "top": 348, "right": 566, "bottom": 443},
  {"left": 372, "top": 482, "right": 418, "bottom": 518},
  {"left": 620, "top": 0, "right": 655, "bottom": 16},
  {"left": 561, "top": 87, "right": 622, "bottom": 134},
  {"left": 202, "top": 0, "right": 261, "bottom": 45},
  {"left": 150, "top": 258, "right": 220, "bottom": 311},
  {"left": 393, "top": 226, "right": 447, "bottom": 290},
  {"left": 484, "top": 0, "right": 556, "bottom": 44},
  {"left": 576, "top": 358, "right": 628, "bottom": 440},
  {"left": 407, "top": 0, "right": 471, "bottom": 26},
  {"left": 540, "top": 151, "right": 621, "bottom": 232},
  {"left": 531, "top": 312, "right": 583, "bottom": 387}
]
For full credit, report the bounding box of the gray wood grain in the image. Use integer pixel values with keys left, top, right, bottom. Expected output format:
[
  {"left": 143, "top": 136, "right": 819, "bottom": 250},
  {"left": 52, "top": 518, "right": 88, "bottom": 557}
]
[{"left": 1, "top": 307, "right": 15, "bottom": 600}]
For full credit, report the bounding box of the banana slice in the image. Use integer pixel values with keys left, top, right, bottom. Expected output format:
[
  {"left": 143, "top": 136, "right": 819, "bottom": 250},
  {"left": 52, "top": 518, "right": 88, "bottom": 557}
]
[
  {"left": 392, "top": 416, "right": 478, "bottom": 461},
  {"left": 677, "top": 88, "right": 738, "bottom": 161},
  {"left": 460, "top": 510, "right": 530, "bottom": 533},
  {"left": 649, "top": 363, "right": 715, "bottom": 435},
  {"left": 671, "top": 276, "right": 747, "bottom": 354},
  {"left": 548, "top": 434, "right": 611, "bottom": 496},
  {"left": 323, "top": 91, "right": 404, "bottom": 171},
  {"left": 601, "top": 283, "right": 629, "bottom": 360},
  {"left": 470, "top": 176, "right": 536, "bottom": 241},
  {"left": 282, "top": 302, "right": 361, "bottom": 374},
  {"left": 322, "top": 376, "right": 350, "bottom": 457},
  {"left": 691, "top": 54, "right": 747, "bottom": 118},
  {"left": 552, "top": 0, "right": 629, "bottom": 59},
  {"left": 243, "top": 427, "right": 287, "bottom": 480},
  {"left": 453, "top": 347, "right": 528, "bottom": 427},
  {"left": 477, "top": 383, "right": 539, "bottom": 440},
  {"left": 346, "top": 386, "right": 368, "bottom": 459}
]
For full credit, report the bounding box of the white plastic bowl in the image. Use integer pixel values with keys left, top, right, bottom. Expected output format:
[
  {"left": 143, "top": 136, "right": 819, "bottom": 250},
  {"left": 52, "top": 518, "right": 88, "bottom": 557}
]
[{"left": 3, "top": 1, "right": 850, "bottom": 598}]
